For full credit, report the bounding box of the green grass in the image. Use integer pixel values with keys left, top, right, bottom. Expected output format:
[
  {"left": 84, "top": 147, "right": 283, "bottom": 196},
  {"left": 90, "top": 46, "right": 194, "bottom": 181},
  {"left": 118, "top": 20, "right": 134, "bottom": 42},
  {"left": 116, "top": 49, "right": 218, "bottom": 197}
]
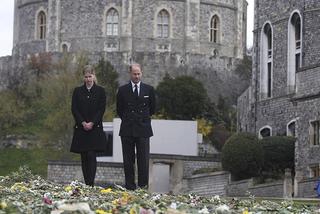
[{"left": 0, "top": 148, "right": 80, "bottom": 178}]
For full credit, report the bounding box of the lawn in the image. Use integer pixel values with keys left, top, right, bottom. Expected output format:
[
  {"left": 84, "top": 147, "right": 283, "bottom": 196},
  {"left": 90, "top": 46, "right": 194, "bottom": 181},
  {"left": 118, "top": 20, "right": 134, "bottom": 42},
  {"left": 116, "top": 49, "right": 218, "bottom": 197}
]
[{"left": 0, "top": 148, "right": 79, "bottom": 178}]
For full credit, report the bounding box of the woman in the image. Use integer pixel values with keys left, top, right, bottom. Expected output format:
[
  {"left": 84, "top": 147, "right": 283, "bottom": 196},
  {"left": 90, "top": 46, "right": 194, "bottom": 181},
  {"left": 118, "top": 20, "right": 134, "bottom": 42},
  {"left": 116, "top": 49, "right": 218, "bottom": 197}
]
[{"left": 70, "top": 65, "right": 107, "bottom": 186}]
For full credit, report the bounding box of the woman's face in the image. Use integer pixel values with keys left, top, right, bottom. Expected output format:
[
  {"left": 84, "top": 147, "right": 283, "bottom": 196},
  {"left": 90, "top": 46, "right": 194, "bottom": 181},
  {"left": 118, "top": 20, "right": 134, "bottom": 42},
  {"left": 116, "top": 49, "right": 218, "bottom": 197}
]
[{"left": 84, "top": 73, "right": 94, "bottom": 86}]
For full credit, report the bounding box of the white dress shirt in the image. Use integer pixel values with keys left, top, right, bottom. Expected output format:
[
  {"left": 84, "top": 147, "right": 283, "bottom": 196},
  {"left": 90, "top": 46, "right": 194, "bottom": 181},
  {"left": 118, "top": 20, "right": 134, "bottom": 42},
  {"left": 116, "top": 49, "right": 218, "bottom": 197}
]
[{"left": 131, "top": 81, "right": 141, "bottom": 96}]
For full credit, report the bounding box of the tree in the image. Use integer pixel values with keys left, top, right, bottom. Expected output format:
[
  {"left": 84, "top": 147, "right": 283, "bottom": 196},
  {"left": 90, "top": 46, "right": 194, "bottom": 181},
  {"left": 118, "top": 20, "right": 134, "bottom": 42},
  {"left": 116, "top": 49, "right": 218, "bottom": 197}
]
[
  {"left": 156, "top": 75, "right": 209, "bottom": 120},
  {"left": 222, "top": 133, "right": 263, "bottom": 180},
  {"left": 95, "top": 58, "right": 119, "bottom": 121},
  {"left": 235, "top": 54, "right": 252, "bottom": 81}
]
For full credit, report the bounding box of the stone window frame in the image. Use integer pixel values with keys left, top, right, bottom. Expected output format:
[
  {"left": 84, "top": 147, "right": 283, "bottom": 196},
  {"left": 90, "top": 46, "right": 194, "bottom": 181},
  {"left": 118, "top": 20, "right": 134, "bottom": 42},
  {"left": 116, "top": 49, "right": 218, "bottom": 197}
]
[
  {"left": 287, "top": 119, "right": 298, "bottom": 137},
  {"left": 287, "top": 10, "right": 303, "bottom": 94},
  {"left": 209, "top": 14, "right": 220, "bottom": 43},
  {"left": 60, "top": 42, "right": 71, "bottom": 53},
  {"left": 309, "top": 164, "right": 320, "bottom": 178},
  {"left": 34, "top": 8, "right": 47, "bottom": 40},
  {"left": 258, "top": 125, "right": 272, "bottom": 139},
  {"left": 154, "top": 7, "right": 173, "bottom": 39},
  {"left": 309, "top": 120, "right": 320, "bottom": 146},
  {"left": 103, "top": 5, "right": 121, "bottom": 37},
  {"left": 260, "top": 21, "right": 274, "bottom": 100}
]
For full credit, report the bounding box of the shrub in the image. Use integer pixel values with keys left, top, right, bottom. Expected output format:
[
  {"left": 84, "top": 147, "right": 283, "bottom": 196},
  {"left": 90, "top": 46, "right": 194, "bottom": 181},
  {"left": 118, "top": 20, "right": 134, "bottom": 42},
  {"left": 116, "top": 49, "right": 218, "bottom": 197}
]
[
  {"left": 260, "top": 136, "right": 295, "bottom": 174},
  {"left": 222, "top": 133, "right": 263, "bottom": 180},
  {"left": 208, "top": 124, "right": 231, "bottom": 151}
]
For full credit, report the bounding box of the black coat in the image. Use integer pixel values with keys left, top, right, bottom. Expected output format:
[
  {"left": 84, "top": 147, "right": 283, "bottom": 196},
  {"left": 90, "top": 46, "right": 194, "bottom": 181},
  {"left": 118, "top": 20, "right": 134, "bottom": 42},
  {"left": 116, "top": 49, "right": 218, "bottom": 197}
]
[
  {"left": 70, "top": 84, "right": 107, "bottom": 153},
  {"left": 116, "top": 82, "right": 156, "bottom": 137}
]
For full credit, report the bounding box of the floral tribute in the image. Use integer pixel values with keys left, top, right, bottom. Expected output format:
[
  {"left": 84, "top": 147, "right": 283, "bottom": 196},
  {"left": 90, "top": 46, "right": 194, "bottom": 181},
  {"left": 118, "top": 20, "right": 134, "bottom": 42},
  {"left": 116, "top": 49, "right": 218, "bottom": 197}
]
[{"left": 0, "top": 167, "right": 319, "bottom": 213}]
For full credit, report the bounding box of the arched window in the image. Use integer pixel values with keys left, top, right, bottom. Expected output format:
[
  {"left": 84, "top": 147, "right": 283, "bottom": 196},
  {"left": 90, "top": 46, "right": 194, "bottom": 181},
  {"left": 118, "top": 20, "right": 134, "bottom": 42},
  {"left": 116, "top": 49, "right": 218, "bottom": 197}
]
[
  {"left": 37, "top": 11, "right": 46, "bottom": 40},
  {"left": 210, "top": 15, "right": 219, "bottom": 43},
  {"left": 157, "top": 9, "right": 170, "bottom": 38},
  {"left": 260, "top": 23, "right": 273, "bottom": 99},
  {"left": 288, "top": 11, "right": 302, "bottom": 93},
  {"left": 287, "top": 120, "right": 296, "bottom": 137},
  {"left": 106, "top": 8, "right": 119, "bottom": 36},
  {"left": 62, "top": 44, "right": 68, "bottom": 53},
  {"left": 259, "top": 126, "right": 272, "bottom": 139}
]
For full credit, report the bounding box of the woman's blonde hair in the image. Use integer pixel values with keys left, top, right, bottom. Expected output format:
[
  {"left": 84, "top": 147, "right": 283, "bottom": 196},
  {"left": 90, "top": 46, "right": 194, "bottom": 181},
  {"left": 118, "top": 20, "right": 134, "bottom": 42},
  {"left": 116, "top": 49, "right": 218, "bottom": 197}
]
[{"left": 83, "top": 65, "right": 98, "bottom": 83}]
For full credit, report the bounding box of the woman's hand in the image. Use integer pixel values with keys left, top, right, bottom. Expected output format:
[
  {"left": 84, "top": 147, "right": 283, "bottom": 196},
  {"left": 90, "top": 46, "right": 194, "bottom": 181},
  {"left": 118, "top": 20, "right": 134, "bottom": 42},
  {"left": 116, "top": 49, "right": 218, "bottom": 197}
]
[{"left": 82, "top": 122, "right": 94, "bottom": 131}]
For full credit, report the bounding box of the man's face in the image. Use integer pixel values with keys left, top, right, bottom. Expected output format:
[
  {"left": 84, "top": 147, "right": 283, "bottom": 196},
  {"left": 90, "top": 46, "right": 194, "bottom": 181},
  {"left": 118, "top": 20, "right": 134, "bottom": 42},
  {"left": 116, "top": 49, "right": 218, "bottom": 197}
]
[{"left": 130, "top": 65, "right": 142, "bottom": 83}]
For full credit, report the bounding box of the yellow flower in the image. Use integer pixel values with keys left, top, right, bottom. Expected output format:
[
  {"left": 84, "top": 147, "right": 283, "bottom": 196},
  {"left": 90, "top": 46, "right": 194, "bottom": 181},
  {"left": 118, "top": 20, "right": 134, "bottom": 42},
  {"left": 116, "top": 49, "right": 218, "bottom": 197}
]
[
  {"left": 112, "top": 199, "right": 119, "bottom": 206},
  {"left": 100, "top": 188, "right": 112, "bottom": 194},
  {"left": 242, "top": 208, "right": 249, "bottom": 214},
  {"left": 10, "top": 182, "right": 28, "bottom": 192},
  {"left": 0, "top": 201, "right": 7, "bottom": 209},
  {"left": 95, "top": 209, "right": 107, "bottom": 214},
  {"left": 129, "top": 207, "right": 136, "bottom": 214},
  {"left": 64, "top": 186, "right": 72, "bottom": 192}
]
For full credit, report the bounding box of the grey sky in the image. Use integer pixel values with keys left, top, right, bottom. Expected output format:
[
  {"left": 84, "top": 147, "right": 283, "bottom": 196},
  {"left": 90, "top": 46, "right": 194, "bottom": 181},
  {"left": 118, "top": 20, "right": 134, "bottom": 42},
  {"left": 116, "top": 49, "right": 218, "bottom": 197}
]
[{"left": 0, "top": 0, "right": 254, "bottom": 57}]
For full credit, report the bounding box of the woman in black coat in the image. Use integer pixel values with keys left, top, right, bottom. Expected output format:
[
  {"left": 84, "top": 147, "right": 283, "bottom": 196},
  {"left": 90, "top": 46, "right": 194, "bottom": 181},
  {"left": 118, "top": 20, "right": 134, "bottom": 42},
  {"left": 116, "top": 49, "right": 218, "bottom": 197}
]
[{"left": 70, "top": 65, "right": 107, "bottom": 186}]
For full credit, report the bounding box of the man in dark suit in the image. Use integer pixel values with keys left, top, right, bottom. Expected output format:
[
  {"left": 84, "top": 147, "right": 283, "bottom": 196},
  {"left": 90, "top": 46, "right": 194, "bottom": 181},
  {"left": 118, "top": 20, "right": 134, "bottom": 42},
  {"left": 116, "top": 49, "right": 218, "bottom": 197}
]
[{"left": 116, "top": 63, "right": 156, "bottom": 190}]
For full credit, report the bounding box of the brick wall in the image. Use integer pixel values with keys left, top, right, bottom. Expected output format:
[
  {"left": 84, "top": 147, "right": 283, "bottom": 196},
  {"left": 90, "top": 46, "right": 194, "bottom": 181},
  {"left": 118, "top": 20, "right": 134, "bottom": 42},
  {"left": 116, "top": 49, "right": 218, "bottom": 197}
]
[
  {"left": 298, "top": 178, "right": 318, "bottom": 198},
  {"left": 187, "top": 171, "right": 230, "bottom": 196},
  {"left": 227, "top": 179, "right": 252, "bottom": 197},
  {"left": 48, "top": 161, "right": 125, "bottom": 186}
]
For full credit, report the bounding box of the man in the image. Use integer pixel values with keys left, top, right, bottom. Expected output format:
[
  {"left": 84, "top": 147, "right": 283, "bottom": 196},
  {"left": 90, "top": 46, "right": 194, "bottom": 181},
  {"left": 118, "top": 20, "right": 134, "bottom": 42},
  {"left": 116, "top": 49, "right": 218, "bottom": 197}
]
[{"left": 116, "top": 63, "right": 156, "bottom": 190}]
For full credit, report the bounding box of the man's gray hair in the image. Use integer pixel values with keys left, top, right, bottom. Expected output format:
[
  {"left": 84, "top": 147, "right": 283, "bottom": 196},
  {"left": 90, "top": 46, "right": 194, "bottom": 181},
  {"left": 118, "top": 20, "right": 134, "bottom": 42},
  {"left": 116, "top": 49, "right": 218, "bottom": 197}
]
[{"left": 129, "top": 63, "right": 142, "bottom": 72}]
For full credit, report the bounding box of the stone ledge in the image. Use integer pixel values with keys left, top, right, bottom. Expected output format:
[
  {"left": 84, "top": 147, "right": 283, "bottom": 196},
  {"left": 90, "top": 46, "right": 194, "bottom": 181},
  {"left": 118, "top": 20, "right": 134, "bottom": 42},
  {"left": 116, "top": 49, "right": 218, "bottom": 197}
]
[
  {"left": 48, "top": 160, "right": 123, "bottom": 168},
  {"left": 188, "top": 171, "right": 229, "bottom": 179},
  {"left": 150, "top": 153, "right": 220, "bottom": 162}
]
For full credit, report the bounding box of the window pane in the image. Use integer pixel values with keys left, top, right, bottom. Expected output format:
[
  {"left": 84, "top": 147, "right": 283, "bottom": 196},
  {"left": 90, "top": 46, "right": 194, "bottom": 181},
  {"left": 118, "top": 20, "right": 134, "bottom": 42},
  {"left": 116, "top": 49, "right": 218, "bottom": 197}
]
[
  {"left": 113, "top": 14, "right": 119, "bottom": 22},
  {"left": 158, "top": 25, "right": 162, "bottom": 37},
  {"left": 267, "top": 62, "right": 272, "bottom": 97},
  {"left": 113, "top": 24, "right": 118, "bottom": 35},
  {"left": 214, "top": 30, "right": 217, "bottom": 43},
  {"left": 295, "top": 53, "right": 300, "bottom": 72},
  {"left": 163, "top": 15, "right": 169, "bottom": 24},
  {"left": 163, "top": 26, "right": 168, "bottom": 38},
  {"left": 213, "top": 18, "right": 218, "bottom": 28},
  {"left": 107, "top": 24, "right": 112, "bottom": 35},
  {"left": 288, "top": 122, "right": 296, "bottom": 137},
  {"left": 295, "top": 19, "right": 301, "bottom": 40},
  {"left": 260, "top": 128, "right": 271, "bottom": 138}
]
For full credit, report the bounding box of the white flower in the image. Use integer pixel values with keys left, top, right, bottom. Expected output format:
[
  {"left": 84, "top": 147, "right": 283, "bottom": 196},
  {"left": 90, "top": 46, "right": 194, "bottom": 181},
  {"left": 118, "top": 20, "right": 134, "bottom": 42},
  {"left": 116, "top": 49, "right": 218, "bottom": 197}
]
[
  {"left": 169, "top": 202, "right": 177, "bottom": 209},
  {"left": 213, "top": 195, "right": 220, "bottom": 201},
  {"left": 199, "top": 206, "right": 209, "bottom": 214},
  {"left": 215, "top": 204, "right": 230, "bottom": 214}
]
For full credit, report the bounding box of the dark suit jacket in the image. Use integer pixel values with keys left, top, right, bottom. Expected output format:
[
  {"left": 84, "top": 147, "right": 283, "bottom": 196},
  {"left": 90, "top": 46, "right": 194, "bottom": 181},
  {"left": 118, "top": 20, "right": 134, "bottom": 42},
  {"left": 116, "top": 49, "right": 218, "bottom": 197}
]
[
  {"left": 116, "top": 82, "right": 156, "bottom": 137},
  {"left": 70, "top": 84, "right": 107, "bottom": 153}
]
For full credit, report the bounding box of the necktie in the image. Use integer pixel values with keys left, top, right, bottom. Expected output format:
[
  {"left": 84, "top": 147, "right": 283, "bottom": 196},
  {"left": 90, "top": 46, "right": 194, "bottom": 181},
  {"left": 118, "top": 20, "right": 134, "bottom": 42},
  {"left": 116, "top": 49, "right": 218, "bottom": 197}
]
[{"left": 134, "top": 84, "right": 138, "bottom": 97}]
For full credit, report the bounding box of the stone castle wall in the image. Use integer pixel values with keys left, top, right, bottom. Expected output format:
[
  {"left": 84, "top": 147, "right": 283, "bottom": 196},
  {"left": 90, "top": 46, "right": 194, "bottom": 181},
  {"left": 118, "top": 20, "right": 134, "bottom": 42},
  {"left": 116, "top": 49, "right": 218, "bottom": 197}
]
[
  {"left": 13, "top": 0, "right": 247, "bottom": 57},
  {"left": 237, "top": 0, "right": 320, "bottom": 183}
]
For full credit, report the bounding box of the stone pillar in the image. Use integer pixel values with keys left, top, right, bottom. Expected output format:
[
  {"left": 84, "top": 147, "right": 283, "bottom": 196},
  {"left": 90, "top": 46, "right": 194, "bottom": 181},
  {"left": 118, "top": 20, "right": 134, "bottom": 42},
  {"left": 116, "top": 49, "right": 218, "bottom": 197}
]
[
  {"left": 13, "top": 0, "right": 20, "bottom": 53},
  {"left": 283, "top": 168, "right": 293, "bottom": 198},
  {"left": 169, "top": 160, "right": 184, "bottom": 194},
  {"left": 185, "top": 0, "right": 200, "bottom": 53},
  {"left": 47, "top": 0, "right": 61, "bottom": 52},
  {"left": 294, "top": 170, "right": 303, "bottom": 197},
  {"left": 121, "top": 0, "right": 133, "bottom": 53},
  {"left": 148, "top": 159, "right": 154, "bottom": 192},
  {"left": 234, "top": 0, "right": 246, "bottom": 59}
]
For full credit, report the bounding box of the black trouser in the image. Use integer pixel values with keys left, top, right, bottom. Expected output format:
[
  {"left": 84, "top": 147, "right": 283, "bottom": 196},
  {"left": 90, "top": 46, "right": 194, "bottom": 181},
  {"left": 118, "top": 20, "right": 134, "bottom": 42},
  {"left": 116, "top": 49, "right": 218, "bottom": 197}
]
[
  {"left": 121, "top": 136, "right": 150, "bottom": 190},
  {"left": 80, "top": 151, "right": 97, "bottom": 186}
]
